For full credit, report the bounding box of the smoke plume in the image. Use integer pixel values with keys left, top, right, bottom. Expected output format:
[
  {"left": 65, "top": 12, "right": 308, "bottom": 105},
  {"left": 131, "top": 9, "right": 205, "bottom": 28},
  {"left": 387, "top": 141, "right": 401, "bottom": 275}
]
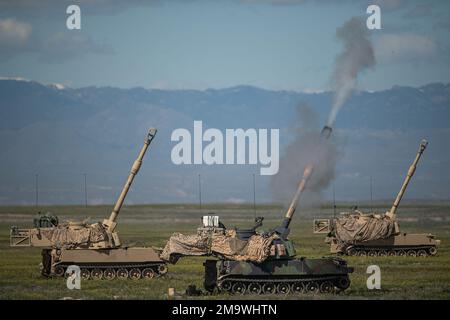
[
  {"left": 271, "top": 104, "right": 341, "bottom": 208},
  {"left": 327, "top": 17, "right": 376, "bottom": 127},
  {"left": 271, "top": 18, "right": 374, "bottom": 209}
]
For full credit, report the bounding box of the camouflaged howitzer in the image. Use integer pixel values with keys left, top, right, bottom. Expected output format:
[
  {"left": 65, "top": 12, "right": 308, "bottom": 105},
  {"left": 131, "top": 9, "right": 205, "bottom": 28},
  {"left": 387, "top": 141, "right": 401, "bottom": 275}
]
[
  {"left": 202, "top": 126, "right": 354, "bottom": 295},
  {"left": 314, "top": 139, "right": 441, "bottom": 257},
  {"left": 10, "top": 128, "right": 168, "bottom": 280}
]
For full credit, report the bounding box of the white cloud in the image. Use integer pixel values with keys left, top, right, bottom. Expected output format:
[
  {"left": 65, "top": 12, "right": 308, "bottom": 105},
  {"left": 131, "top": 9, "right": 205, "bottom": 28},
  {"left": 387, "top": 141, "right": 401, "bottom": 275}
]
[
  {"left": 225, "top": 197, "right": 246, "bottom": 204},
  {"left": 37, "top": 32, "right": 114, "bottom": 63},
  {"left": 404, "top": 3, "right": 433, "bottom": 19},
  {"left": 0, "top": 16, "right": 113, "bottom": 62},
  {"left": 374, "top": 33, "right": 437, "bottom": 63},
  {"left": 340, "top": 172, "right": 361, "bottom": 180},
  {"left": 0, "top": 0, "right": 161, "bottom": 16},
  {"left": 240, "top": 0, "right": 406, "bottom": 10},
  {"left": 372, "top": 0, "right": 405, "bottom": 11},
  {"left": 0, "top": 18, "right": 31, "bottom": 47},
  {"left": 0, "top": 76, "right": 30, "bottom": 81}
]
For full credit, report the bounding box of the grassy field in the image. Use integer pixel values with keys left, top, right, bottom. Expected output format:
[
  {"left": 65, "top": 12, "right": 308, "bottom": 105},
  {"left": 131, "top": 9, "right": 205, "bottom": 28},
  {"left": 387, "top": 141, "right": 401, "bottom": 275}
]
[{"left": 0, "top": 203, "right": 449, "bottom": 300}]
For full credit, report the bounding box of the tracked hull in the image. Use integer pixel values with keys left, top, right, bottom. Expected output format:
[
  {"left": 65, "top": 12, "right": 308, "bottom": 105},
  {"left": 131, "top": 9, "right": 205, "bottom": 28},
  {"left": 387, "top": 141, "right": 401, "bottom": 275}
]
[
  {"left": 330, "top": 233, "right": 440, "bottom": 257},
  {"left": 42, "top": 247, "right": 167, "bottom": 280},
  {"left": 204, "top": 257, "right": 353, "bottom": 295}
]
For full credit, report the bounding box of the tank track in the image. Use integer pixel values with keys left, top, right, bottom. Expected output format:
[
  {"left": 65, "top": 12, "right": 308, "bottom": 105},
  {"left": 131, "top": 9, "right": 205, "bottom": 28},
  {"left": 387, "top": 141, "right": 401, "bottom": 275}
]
[
  {"left": 52, "top": 262, "right": 168, "bottom": 280},
  {"left": 346, "top": 245, "right": 437, "bottom": 257},
  {"left": 217, "top": 275, "right": 350, "bottom": 295}
]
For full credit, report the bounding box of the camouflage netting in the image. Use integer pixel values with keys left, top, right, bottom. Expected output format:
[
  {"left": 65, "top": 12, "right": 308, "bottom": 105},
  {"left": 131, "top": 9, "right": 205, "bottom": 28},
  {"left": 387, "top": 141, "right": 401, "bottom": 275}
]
[
  {"left": 40, "top": 222, "right": 108, "bottom": 249},
  {"left": 161, "top": 228, "right": 279, "bottom": 264},
  {"left": 334, "top": 211, "right": 397, "bottom": 250}
]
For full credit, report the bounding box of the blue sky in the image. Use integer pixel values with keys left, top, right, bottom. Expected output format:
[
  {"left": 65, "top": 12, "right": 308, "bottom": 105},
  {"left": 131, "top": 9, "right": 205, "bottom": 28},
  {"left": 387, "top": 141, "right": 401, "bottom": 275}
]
[{"left": 1, "top": 0, "right": 449, "bottom": 91}]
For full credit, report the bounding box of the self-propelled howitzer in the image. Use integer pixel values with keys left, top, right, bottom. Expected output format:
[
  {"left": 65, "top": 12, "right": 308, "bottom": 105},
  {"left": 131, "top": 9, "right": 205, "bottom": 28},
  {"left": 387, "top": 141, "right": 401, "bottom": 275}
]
[
  {"left": 203, "top": 125, "right": 354, "bottom": 295},
  {"left": 10, "top": 128, "right": 168, "bottom": 279},
  {"left": 315, "top": 139, "right": 441, "bottom": 257}
]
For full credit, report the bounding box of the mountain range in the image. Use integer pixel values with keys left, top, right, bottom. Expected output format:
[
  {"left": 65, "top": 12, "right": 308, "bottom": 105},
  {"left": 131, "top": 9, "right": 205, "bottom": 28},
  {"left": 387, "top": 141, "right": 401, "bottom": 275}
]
[{"left": 1, "top": 79, "right": 449, "bottom": 205}]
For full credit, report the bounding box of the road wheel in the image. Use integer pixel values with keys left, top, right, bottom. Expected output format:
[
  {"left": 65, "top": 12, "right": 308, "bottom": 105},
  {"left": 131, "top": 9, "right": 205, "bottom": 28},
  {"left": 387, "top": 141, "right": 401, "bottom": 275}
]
[
  {"left": 357, "top": 251, "right": 367, "bottom": 257},
  {"left": 80, "top": 269, "right": 90, "bottom": 280},
  {"left": 428, "top": 247, "right": 437, "bottom": 256},
  {"left": 305, "top": 281, "right": 319, "bottom": 293},
  {"left": 387, "top": 250, "right": 396, "bottom": 257},
  {"left": 231, "top": 282, "right": 246, "bottom": 295},
  {"left": 129, "top": 268, "right": 142, "bottom": 280},
  {"left": 142, "top": 268, "right": 155, "bottom": 279},
  {"left": 116, "top": 268, "right": 128, "bottom": 279},
  {"left": 407, "top": 250, "right": 417, "bottom": 257},
  {"left": 220, "top": 280, "right": 232, "bottom": 292},
  {"left": 91, "top": 268, "right": 103, "bottom": 280},
  {"left": 104, "top": 268, "right": 116, "bottom": 280},
  {"left": 336, "top": 277, "right": 350, "bottom": 290},
  {"left": 292, "top": 282, "right": 304, "bottom": 294},
  {"left": 247, "top": 283, "right": 262, "bottom": 295},
  {"left": 54, "top": 266, "right": 65, "bottom": 277},
  {"left": 378, "top": 250, "right": 387, "bottom": 257},
  {"left": 158, "top": 264, "right": 168, "bottom": 275},
  {"left": 347, "top": 248, "right": 357, "bottom": 256},
  {"left": 368, "top": 251, "right": 377, "bottom": 257},
  {"left": 320, "top": 281, "right": 333, "bottom": 293},
  {"left": 277, "top": 283, "right": 290, "bottom": 294},
  {"left": 397, "top": 250, "right": 406, "bottom": 256},
  {"left": 417, "top": 249, "right": 427, "bottom": 257},
  {"left": 262, "top": 283, "right": 276, "bottom": 294}
]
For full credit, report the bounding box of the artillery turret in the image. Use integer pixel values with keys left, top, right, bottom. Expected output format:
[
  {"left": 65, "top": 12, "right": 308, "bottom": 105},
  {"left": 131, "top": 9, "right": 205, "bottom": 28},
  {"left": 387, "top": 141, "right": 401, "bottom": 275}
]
[
  {"left": 314, "top": 139, "right": 441, "bottom": 257},
  {"left": 10, "top": 128, "right": 168, "bottom": 279},
  {"left": 162, "top": 125, "right": 354, "bottom": 295}
]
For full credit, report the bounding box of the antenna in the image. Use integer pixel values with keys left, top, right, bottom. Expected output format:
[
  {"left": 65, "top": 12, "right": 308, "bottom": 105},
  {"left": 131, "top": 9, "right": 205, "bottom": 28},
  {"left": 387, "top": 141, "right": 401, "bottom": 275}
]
[
  {"left": 252, "top": 173, "right": 256, "bottom": 220},
  {"left": 332, "top": 180, "right": 336, "bottom": 219},
  {"left": 198, "top": 174, "right": 202, "bottom": 212},
  {"left": 84, "top": 173, "right": 88, "bottom": 208},
  {"left": 35, "top": 174, "right": 39, "bottom": 207}
]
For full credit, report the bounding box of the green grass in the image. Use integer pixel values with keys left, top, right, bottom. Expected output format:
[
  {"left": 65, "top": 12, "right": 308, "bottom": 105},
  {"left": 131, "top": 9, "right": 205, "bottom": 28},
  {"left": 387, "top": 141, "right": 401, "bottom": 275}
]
[{"left": 0, "top": 204, "right": 449, "bottom": 300}]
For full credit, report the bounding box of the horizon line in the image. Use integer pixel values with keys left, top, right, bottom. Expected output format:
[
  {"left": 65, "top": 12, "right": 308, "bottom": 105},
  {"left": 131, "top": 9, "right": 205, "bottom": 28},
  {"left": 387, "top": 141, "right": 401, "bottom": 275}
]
[{"left": 1, "top": 76, "right": 449, "bottom": 94}]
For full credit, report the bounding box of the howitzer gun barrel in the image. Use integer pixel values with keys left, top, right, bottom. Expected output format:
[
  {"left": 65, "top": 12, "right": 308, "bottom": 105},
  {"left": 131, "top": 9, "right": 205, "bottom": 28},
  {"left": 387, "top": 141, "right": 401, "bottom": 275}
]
[
  {"left": 277, "top": 125, "right": 332, "bottom": 238},
  {"left": 386, "top": 139, "right": 428, "bottom": 220},
  {"left": 104, "top": 128, "right": 157, "bottom": 232},
  {"left": 284, "top": 164, "right": 313, "bottom": 221}
]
